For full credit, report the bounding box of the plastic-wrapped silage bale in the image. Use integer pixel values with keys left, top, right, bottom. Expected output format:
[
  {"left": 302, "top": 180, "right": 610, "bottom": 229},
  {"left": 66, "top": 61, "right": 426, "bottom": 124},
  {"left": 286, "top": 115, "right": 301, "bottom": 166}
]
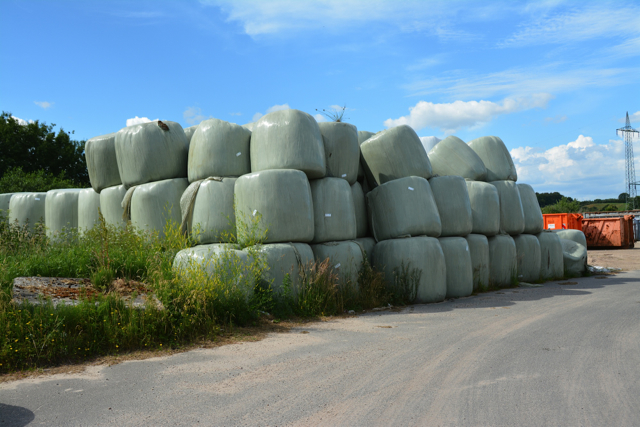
[
  {"left": 245, "top": 243, "right": 314, "bottom": 294},
  {"left": 517, "top": 183, "right": 544, "bottom": 234},
  {"left": 513, "top": 234, "right": 541, "bottom": 283},
  {"left": 350, "top": 182, "right": 368, "bottom": 238},
  {"left": 100, "top": 185, "right": 127, "bottom": 228},
  {"left": 357, "top": 131, "right": 375, "bottom": 181},
  {"left": 372, "top": 236, "right": 446, "bottom": 304},
  {"left": 85, "top": 132, "right": 121, "bottom": 193},
  {"left": 536, "top": 231, "right": 564, "bottom": 281},
  {"left": 367, "top": 176, "right": 441, "bottom": 241},
  {"left": 488, "top": 234, "right": 517, "bottom": 288},
  {"left": 115, "top": 120, "right": 188, "bottom": 188},
  {"left": 559, "top": 238, "right": 587, "bottom": 277},
  {"left": 173, "top": 243, "right": 251, "bottom": 285},
  {"left": 242, "top": 122, "right": 255, "bottom": 132},
  {"left": 427, "top": 136, "right": 487, "bottom": 181},
  {"left": 77, "top": 188, "right": 101, "bottom": 233},
  {"left": 311, "top": 241, "right": 364, "bottom": 288},
  {"left": 439, "top": 237, "right": 473, "bottom": 298},
  {"left": 184, "top": 125, "right": 198, "bottom": 143},
  {"left": 466, "top": 181, "right": 500, "bottom": 236},
  {"left": 355, "top": 237, "right": 375, "bottom": 265},
  {"left": 8, "top": 193, "right": 46, "bottom": 232},
  {"left": 188, "top": 119, "right": 251, "bottom": 182},
  {"left": 234, "top": 169, "right": 314, "bottom": 244},
  {"left": 310, "top": 178, "right": 357, "bottom": 243},
  {"left": 125, "top": 178, "right": 189, "bottom": 238},
  {"left": 465, "top": 234, "right": 490, "bottom": 291},
  {"left": 360, "top": 125, "right": 432, "bottom": 185},
  {"left": 429, "top": 176, "right": 472, "bottom": 237},
  {"left": 250, "top": 109, "right": 326, "bottom": 179},
  {"left": 318, "top": 122, "right": 359, "bottom": 184},
  {"left": 468, "top": 136, "right": 517, "bottom": 182},
  {"left": 180, "top": 177, "right": 236, "bottom": 244},
  {"left": 491, "top": 180, "right": 525, "bottom": 236},
  {"left": 1, "top": 193, "right": 14, "bottom": 222},
  {"left": 553, "top": 229, "right": 587, "bottom": 249},
  {"left": 45, "top": 189, "right": 82, "bottom": 238}
]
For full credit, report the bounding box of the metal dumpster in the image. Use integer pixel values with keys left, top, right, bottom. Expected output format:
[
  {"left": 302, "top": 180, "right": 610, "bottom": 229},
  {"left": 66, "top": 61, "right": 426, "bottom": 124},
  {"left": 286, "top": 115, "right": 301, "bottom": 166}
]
[
  {"left": 543, "top": 213, "right": 583, "bottom": 231},
  {"left": 582, "top": 216, "right": 634, "bottom": 249}
]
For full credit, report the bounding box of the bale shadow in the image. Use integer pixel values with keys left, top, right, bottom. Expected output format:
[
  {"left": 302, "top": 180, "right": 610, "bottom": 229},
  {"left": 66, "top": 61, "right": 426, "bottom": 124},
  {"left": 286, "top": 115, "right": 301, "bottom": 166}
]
[{"left": 0, "top": 403, "right": 35, "bottom": 426}]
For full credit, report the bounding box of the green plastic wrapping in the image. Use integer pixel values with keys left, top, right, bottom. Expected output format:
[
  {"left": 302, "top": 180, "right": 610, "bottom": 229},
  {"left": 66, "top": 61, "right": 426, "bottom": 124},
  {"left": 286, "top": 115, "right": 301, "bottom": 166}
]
[
  {"left": 115, "top": 120, "right": 189, "bottom": 188},
  {"left": 465, "top": 234, "right": 490, "bottom": 291},
  {"left": 367, "top": 176, "right": 441, "bottom": 241},
  {"left": 100, "top": 185, "right": 127, "bottom": 229},
  {"left": 130, "top": 178, "right": 189, "bottom": 238},
  {"left": 553, "top": 229, "right": 587, "bottom": 249},
  {"left": 560, "top": 238, "right": 587, "bottom": 277},
  {"left": 536, "top": 231, "right": 564, "bottom": 281},
  {"left": 428, "top": 136, "right": 487, "bottom": 181},
  {"left": 517, "top": 183, "right": 544, "bottom": 234},
  {"left": 439, "top": 237, "right": 473, "bottom": 298},
  {"left": 491, "top": 180, "right": 525, "bottom": 236},
  {"left": 45, "top": 189, "right": 81, "bottom": 238},
  {"left": 78, "top": 188, "right": 101, "bottom": 233},
  {"left": 488, "top": 234, "right": 517, "bottom": 288},
  {"left": 372, "top": 236, "right": 446, "bottom": 304},
  {"left": 311, "top": 241, "right": 365, "bottom": 288},
  {"left": 184, "top": 125, "right": 198, "bottom": 144},
  {"left": 235, "top": 169, "right": 314, "bottom": 244},
  {"left": 468, "top": 136, "right": 517, "bottom": 182},
  {"left": 85, "top": 132, "right": 121, "bottom": 193},
  {"left": 8, "top": 193, "right": 46, "bottom": 232},
  {"left": 181, "top": 177, "right": 236, "bottom": 244},
  {"left": 350, "top": 182, "right": 368, "bottom": 238},
  {"left": 466, "top": 181, "right": 500, "bottom": 236},
  {"left": 1, "top": 193, "right": 15, "bottom": 222},
  {"left": 429, "top": 176, "right": 472, "bottom": 237},
  {"left": 355, "top": 237, "right": 376, "bottom": 265},
  {"left": 172, "top": 243, "right": 250, "bottom": 284},
  {"left": 318, "top": 122, "right": 360, "bottom": 184},
  {"left": 242, "top": 122, "right": 255, "bottom": 132},
  {"left": 246, "top": 243, "right": 314, "bottom": 294},
  {"left": 357, "top": 130, "right": 375, "bottom": 181},
  {"left": 513, "top": 234, "right": 541, "bottom": 283},
  {"left": 188, "top": 119, "right": 251, "bottom": 182},
  {"left": 250, "top": 109, "right": 326, "bottom": 179},
  {"left": 360, "top": 125, "right": 432, "bottom": 185},
  {"left": 310, "top": 178, "right": 357, "bottom": 243}
]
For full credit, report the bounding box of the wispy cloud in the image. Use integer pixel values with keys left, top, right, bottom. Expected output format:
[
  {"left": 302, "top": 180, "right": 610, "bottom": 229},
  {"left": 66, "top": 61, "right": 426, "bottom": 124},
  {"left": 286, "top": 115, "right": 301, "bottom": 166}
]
[
  {"left": 183, "top": 107, "right": 211, "bottom": 125},
  {"left": 126, "top": 116, "right": 157, "bottom": 126},
  {"left": 252, "top": 103, "right": 290, "bottom": 122},
  {"left": 384, "top": 94, "right": 552, "bottom": 134},
  {"left": 34, "top": 101, "right": 53, "bottom": 109},
  {"left": 230, "top": 112, "right": 242, "bottom": 116},
  {"left": 500, "top": 4, "right": 640, "bottom": 48},
  {"left": 545, "top": 115, "right": 567, "bottom": 124},
  {"left": 511, "top": 135, "right": 631, "bottom": 199}
]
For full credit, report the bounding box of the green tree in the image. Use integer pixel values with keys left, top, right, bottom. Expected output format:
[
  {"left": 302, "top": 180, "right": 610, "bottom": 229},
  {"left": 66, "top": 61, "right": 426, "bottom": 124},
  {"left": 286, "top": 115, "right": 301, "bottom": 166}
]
[
  {"left": 0, "top": 112, "right": 89, "bottom": 186},
  {"left": 618, "top": 192, "right": 629, "bottom": 202},
  {"left": 541, "top": 197, "right": 581, "bottom": 214},
  {"left": 536, "top": 192, "right": 571, "bottom": 208},
  {"left": 0, "top": 167, "right": 82, "bottom": 193}
]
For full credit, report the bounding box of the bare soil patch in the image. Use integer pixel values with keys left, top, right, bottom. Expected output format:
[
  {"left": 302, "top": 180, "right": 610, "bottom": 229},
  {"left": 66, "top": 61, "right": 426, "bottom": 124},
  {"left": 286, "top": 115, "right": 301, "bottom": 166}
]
[{"left": 588, "top": 245, "right": 640, "bottom": 271}]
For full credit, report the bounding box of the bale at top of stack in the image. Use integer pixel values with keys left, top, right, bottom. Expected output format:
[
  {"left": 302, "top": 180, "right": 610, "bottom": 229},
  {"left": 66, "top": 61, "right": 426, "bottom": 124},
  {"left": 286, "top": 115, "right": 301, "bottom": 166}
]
[
  {"left": 428, "top": 135, "right": 487, "bottom": 181},
  {"left": 468, "top": 136, "right": 517, "bottom": 182},
  {"left": 85, "top": 132, "right": 121, "bottom": 193}
]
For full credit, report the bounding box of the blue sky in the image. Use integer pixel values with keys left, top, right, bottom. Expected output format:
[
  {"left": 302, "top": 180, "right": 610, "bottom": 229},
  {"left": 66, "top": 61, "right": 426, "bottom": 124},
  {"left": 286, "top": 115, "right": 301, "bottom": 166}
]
[{"left": 1, "top": 0, "right": 639, "bottom": 200}]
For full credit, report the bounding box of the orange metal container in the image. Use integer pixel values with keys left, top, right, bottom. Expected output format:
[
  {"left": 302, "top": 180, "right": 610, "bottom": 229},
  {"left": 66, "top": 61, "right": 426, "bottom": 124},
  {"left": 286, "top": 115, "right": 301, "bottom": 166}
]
[
  {"left": 582, "top": 217, "right": 634, "bottom": 249},
  {"left": 543, "top": 213, "right": 583, "bottom": 231}
]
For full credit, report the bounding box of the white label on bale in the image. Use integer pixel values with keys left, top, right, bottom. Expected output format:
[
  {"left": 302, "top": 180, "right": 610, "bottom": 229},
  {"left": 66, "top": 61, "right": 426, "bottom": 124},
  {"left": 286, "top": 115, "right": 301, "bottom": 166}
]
[
  {"left": 335, "top": 263, "right": 341, "bottom": 269},
  {"left": 253, "top": 210, "right": 257, "bottom": 216},
  {"left": 236, "top": 152, "right": 241, "bottom": 157},
  {"left": 325, "top": 213, "right": 331, "bottom": 217},
  {"left": 342, "top": 174, "right": 347, "bottom": 178},
  {"left": 548, "top": 224, "right": 556, "bottom": 229},
  {"left": 35, "top": 198, "right": 40, "bottom": 200},
  {"left": 408, "top": 187, "right": 414, "bottom": 191}
]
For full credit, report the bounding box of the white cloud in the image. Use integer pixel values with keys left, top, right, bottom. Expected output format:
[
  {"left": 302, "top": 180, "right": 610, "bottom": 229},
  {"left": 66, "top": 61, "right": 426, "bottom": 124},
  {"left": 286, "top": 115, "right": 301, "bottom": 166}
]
[
  {"left": 252, "top": 103, "right": 290, "bottom": 122},
  {"left": 230, "top": 112, "right": 242, "bottom": 116},
  {"left": 384, "top": 94, "right": 552, "bottom": 134},
  {"left": 183, "top": 106, "right": 211, "bottom": 125},
  {"left": 420, "top": 136, "right": 441, "bottom": 153},
  {"left": 11, "top": 116, "right": 32, "bottom": 126},
  {"left": 511, "top": 135, "right": 633, "bottom": 199},
  {"left": 545, "top": 115, "right": 567, "bottom": 124},
  {"left": 500, "top": 5, "right": 640, "bottom": 48},
  {"left": 34, "top": 101, "right": 53, "bottom": 109},
  {"left": 126, "top": 116, "right": 157, "bottom": 126}
]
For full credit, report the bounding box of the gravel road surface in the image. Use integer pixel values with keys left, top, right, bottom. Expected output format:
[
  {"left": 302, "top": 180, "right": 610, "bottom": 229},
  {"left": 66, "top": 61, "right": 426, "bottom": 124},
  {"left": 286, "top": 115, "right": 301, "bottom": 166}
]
[{"left": 2, "top": 270, "right": 639, "bottom": 426}]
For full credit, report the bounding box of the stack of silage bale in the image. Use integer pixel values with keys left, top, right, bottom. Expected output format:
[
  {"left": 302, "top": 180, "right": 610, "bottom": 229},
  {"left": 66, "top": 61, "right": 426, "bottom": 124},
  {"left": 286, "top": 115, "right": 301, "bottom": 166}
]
[{"left": 7, "top": 193, "right": 47, "bottom": 232}]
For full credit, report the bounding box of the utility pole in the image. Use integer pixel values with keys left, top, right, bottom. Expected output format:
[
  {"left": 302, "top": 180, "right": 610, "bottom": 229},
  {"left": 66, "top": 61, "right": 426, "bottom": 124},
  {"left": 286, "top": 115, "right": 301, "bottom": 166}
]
[{"left": 617, "top": 112, "right": 639, "bottom": 210}]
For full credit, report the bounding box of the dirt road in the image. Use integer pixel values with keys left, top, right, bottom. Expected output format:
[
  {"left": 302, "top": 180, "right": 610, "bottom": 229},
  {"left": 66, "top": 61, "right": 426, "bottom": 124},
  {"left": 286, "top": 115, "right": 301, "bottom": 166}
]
[
  {"left": 588, "top": 245, "right": 640, "bottom": 271},
  {"left": 2, "top": 270, "right": 639, "bottom": 426}
]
